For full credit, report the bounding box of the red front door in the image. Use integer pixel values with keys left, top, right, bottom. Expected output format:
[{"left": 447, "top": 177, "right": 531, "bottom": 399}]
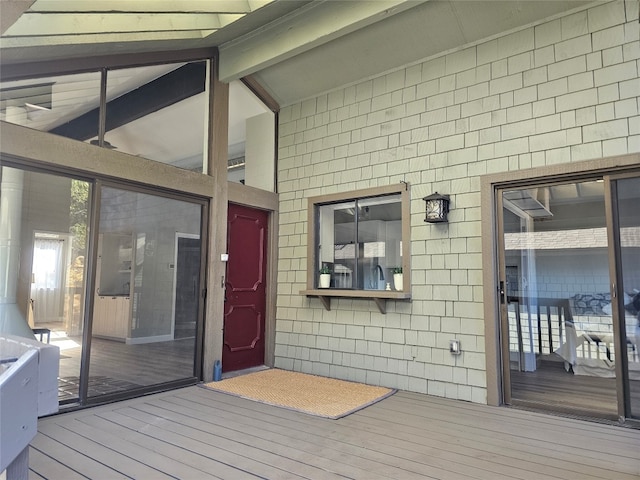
[{"left": 222, "top": 203, "right": 268, "bottom": 372}]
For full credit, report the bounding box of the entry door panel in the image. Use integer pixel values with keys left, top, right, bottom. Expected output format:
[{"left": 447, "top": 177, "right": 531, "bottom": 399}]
[{"left": 223, "top": 204, "right": 268, "bottom": 372}]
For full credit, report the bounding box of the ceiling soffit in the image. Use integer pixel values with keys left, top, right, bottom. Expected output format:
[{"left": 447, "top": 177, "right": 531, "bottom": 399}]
[
  {"left": 246, "top": 0, "right": 595, "bottom": 106},
  {"left": 217, "top": 0, "right": 425, "bottom": 81},
  {"left": 0, "top": 0, "right": 596, "bottom": 107}
]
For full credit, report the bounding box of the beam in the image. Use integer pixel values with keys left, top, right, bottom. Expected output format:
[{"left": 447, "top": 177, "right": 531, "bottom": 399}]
[
  {"left": 218, "top": 0, "right": 425, "bottom": 82},
  {"left": 50, "top": 62, "right": 206, "bottom": 141},
  {"left": 0, "top": 30, "right": 213, "bottom": 48},
  {"left": 3, "top": 12, "right": 242, "bottom": 36},
  {"left": 0, "top": 0, "right": 35, "bottom": 34},
  {"left": 27, "top": 1, "right": 268, "bottom": 13}
]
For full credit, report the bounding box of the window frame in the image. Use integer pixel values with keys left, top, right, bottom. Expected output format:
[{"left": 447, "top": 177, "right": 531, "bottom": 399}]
[{"left": 302, "top": 183, "right": 411, "bottom": 313}]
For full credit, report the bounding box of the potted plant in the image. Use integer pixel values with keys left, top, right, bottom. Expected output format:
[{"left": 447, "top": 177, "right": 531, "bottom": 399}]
[
  {"left": 392, "top": 266, "right": 403, "bottom": 291},
  {"left": 319, "top": 264, "right": 332, "bottom": 288}
]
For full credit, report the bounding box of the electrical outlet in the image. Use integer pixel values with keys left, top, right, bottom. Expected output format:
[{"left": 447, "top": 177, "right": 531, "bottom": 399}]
[{"left": 450, "top": 339, "right": 461, "bottom": 355}]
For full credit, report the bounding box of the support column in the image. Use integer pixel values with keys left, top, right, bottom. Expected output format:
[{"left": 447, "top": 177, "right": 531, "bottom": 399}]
[{"left": 203, "top": 57, "right": 229, "bottom": 381}]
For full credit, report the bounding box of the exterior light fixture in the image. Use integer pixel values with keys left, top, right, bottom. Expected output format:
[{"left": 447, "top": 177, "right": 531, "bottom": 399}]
[{"left": 423, "top": 192, "right": 450, "bottom": 223}]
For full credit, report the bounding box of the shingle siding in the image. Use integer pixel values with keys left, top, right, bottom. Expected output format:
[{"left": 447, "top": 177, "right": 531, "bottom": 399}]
[{"left": 275, "top": 0, "right": 639, "bottom": 403}]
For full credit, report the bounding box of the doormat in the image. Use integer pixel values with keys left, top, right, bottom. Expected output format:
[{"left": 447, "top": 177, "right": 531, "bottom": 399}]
[{"left": 200, "top": 368, "right": 395, "bottom": 419}]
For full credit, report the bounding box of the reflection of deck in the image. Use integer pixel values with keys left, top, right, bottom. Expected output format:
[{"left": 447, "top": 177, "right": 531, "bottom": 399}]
[
  {"left": 42, "top": 323, "right": 196, "bottom": 402},
  {"left": 32, "top": 386, "right": 640, "bottom": 479},
  {"left": 511, "top": 361, "right": 640, "bottom": 419}
]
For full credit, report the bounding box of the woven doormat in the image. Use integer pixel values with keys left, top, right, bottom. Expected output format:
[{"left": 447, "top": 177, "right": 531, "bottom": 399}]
[{"left": 201, "top": 368, "right": 395, "bottom": 419}]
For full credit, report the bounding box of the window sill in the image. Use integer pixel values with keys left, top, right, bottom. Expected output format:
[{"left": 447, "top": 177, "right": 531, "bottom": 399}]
[{"left": 300, "top": 289, "right": 411, "bottom": 314}]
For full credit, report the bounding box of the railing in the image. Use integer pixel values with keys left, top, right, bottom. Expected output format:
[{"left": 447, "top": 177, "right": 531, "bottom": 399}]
[
  {"left": 507, "top": 296, "right": 638, "bottom": 374},
  {"left": 507, "top": 296, "right": 573, "bottom": 370}
]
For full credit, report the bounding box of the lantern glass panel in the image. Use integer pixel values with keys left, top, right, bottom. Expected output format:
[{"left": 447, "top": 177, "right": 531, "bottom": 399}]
[{"left": 426, "top": 199, "right": 444, "bottom": 221}]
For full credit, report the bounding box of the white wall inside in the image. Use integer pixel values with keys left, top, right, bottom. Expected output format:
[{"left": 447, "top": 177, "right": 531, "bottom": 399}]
[{"left": 244, "top": 112, "right": 275, "bottom": 192}]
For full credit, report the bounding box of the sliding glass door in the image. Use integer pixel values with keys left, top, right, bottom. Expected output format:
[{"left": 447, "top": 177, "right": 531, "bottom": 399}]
[
  {"left": 610, "top": 175, "right": 640, "bottom": 419},
  {"left": 1, "top": 165, "right": 90, "bottom": 402},
  {"left": 1, "top": 162, "right": 207, "bottom": 406},
  {"left": 497, "top": 173, "right": 639, "bottom": 422},
  {"left": 86, "top": 184, "right": 205, "bottom": 401}
]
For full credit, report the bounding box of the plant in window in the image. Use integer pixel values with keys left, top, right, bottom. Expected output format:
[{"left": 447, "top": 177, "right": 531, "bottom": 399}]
[
  {"left": 319, "top": 264, "right": 332, "bottom": 288},
  {"left": 392, "top": 266, "right": 403, "bottom": 291},
  {"left": 319, "top": 264, "right": 332, "bottom": 274}
]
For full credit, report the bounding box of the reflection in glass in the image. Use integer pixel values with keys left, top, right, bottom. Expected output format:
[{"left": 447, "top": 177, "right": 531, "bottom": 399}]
[
  {"left": 1, "top": 166, "right": 90, "bottom": 402},
  {"left": 316, "top": 194, "right": 401, "bottom": 290},
  {"left": 103, "top": 61, "right": 209, "bottom": 172},
  {"left": 615, "top": 177, "right": 640, "bottom": 418},
  {"left": 502, "top": 180, "right": 618, "bottom": 417},
  {"left": 89, "top": 186, "right": 202, "bottom": 398},
  {"left": 324, "top": 201, "right": 356, "bottom": 289},
  {"left": 0, "top": 71, "right": 101, "bottom": 140}
]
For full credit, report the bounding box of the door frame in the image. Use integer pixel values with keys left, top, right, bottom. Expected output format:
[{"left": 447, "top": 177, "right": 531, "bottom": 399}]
[
  {"left": 481, "top": 153, "right": 640, "bottom": 413},
  {"left": 605, "top": 170, "right": 640, "bottom": 419}
]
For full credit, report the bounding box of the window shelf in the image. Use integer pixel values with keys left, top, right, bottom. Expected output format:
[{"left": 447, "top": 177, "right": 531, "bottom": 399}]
[{"left": 300, "top": 289, "right": 411, "bottom": 314}]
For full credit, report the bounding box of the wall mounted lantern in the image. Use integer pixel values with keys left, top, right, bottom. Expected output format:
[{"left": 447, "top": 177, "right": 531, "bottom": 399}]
[{"left": 423, "top": 192, "right": 450, "bottom": 223}]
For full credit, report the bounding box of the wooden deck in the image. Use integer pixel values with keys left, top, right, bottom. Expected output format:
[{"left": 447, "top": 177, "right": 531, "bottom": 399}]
[{"left": 31, "top": 386, "right": 639, "bottom": 479}]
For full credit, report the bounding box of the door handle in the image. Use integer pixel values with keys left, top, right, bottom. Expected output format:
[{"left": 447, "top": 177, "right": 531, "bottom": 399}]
[{"left": 499, "top": 281, "right": 506, "bottom": 304}]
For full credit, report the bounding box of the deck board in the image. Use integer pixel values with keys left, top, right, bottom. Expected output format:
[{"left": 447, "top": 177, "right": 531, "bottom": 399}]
[
  {"left": 351, "top": 393, "right": 639, "bottom": 479},
  {"left": 145, "top": 395, "right": 482, "bottom": 480},
  {"left": 187, "top": 387, "right": 636, "bottom": 480},
  {"left": 114, "top": 403, "right": 362, "bottom": 480},
  {"left": 36, "top": 423, "right": 176, "bottom": 479},
  {"left": 382, "top": 393, "right": 640, "bottom": 460},
  {"left": 172, "top": 390, "right": 543, "bottom": 480},
  {"left": 51, "top": 416, "right": 222, "bottom": 480},
  {"left": 88, "top": 410, "right": 255, "bottom": 479},
  {"left": 30, "top": 433, "right": 130, "bottom": 479},
  {"left": 28, "top": 448, "right": 88, "bottom": 480},
  {"left": 180, "top": 386, "right": 640, "bottom": 479},
  {"left": 32, "top": 385, "right": 640, "bottom": 480},
  {"left": 100, "top": 413, "right": 301, "bottom": 480}
]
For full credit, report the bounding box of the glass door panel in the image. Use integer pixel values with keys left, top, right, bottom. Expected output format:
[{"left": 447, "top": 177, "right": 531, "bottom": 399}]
[
  {"left": 614, "top": 176, "right": 640, "bottom": 418},
  {"left": 0, "top": 166, "right": 90, "bottom": 403},
  {"left": 500, "top": 179, "right": 619, "bottom": 418},
  {"left": 88, "top": 186, "right": 203, "bottom": 399}
]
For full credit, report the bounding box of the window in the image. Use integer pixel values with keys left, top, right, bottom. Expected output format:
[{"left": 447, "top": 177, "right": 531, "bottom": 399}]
[
  {"left": 228, "top": 80, "right": 276, "bottom": 191},
  {"left": 306, "top": 183, "right": 411, "bottom": 298},
  {"left": 0, "top": 60, "right": 211, "bottom": 173},
  {"left": 103, "top": 61, "right": 209, "bottom": 172}
]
